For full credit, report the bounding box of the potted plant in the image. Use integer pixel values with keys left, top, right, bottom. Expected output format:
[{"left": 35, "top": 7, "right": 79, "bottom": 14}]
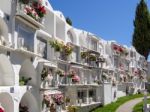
[
  {"left": 56, "top": 69, "right": 65, "bottom": 77},
  {"left": 41, "top": 68, "right": 48, "bottom": 81},
  {"left": 49, "top": 40, "right": 63, "bottom": 52},
  {"left": 72, "top": 75, "right": 80, "bottom": 84},
  {"left": 33, "top": 1, "right": 46, "bottom": 18},
  {"left": 24, "top": 5, "right": 39, "bottom": 21},
  {"left": 42, "top": 95, "right": 51, "bottom": 109},
  {"left": 89, "top": 54, "right": 96, "bottom": 61},
  {"left": 67, "top": 105, "right": 79, "bottom": 112},
  {"left": 80, "top": 51, "right": 87, "bottom": 59},
  {"left": 102, "top": 73, "right": 107, "bottom": 81},
  {"left": 67, "top": 69, "right": 76, "bottom": 78},
  {"left": 65, "top": 97, "right": 71, "bottom": 106},
  {"left": 62, "top": 44, "right": 73, "bottom": 58},
  {"left": 52, "top": 94, "right": 64, "bottom": 105},
  {"left": 19, "top": 76, "right": 32, "bottom": 85}
]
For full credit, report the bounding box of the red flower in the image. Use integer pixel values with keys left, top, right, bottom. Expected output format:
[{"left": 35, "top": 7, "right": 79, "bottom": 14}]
[
  {"left": 113, "top": 44, "right": 118, "bottom": 50},
  {"left": 118, "top": 47, "right": 123, "bottom": 52},
  {"left": 38, "top": 5, "right": 46, "bottom": 14}
]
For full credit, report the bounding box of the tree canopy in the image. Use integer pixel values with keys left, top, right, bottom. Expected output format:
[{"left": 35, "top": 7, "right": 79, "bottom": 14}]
[{"left": 132, "top": 0, "right": 150, "bottom": 60}]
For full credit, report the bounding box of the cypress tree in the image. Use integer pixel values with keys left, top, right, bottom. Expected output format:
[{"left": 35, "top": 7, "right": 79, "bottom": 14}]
[
  {"left": 66, "top": 17, "right": 72, "bottom": 26},
  {"left": 132, "top": 0, "right": 150, "bottom": 60}
]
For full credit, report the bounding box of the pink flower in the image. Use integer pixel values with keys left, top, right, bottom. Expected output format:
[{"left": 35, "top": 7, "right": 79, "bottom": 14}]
[{"left": 72, "top": 75, "right": 80, "bottom": 82}]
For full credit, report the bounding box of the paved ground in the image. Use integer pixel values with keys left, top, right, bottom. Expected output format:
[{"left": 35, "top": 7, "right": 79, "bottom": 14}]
[{"left": 116, "top": 97, "right": 144, "bottom": 112}]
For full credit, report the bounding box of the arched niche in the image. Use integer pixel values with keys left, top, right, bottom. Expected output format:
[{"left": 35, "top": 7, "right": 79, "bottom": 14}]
[
  {"left": 79, "top": 32, "right": 86, "bottom": 47},
  {"left": 0, "top": 54, "right": 15, "bottom": 86},
  {"left": 20, "top": 92, "right": 39, "bottom": 112},
  {"left": 19, "top": 60, "right": 37, "bottom": 87},
  {"left": 67, "top": 28, "right": 77, "bottom": 44},
  {"left": 0, "top": 92, "right": 14, "bottom": 112},
  {"left": 0, "top": 15, "right": 9, "bottom": 45}
]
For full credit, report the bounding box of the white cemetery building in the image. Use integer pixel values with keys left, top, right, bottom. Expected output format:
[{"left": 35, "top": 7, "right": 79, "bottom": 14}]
[{"left": 0, "top": 0, "right": 147, "bottom": 112}]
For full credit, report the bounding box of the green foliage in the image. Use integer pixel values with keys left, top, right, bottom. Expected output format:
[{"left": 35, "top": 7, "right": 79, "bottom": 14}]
[
  {"left": 89, "top": 54, "right": 97, "bottom": 61},
  {"left": 132, "top": 0, "right": 150, "bottom": 60},
  {"left": 19, "top": 76, "right": 32, "bottom": 85},
  {"left": 81, "top": 52, "right": 87, "bottom": 59},
  {"left": 91, "top": 94, "right": 144, "bottom": 112},
  {"left": 133, "top": 98, "right": 150, "bottom": 112},
  {"left": 67, "top": 105, "right": 79, "bottom": 112},
  {"left": 66, "top": 17, "right": 72, "bottom": 26},
  {"left": 49, "top": 40, "right": 64, "bottom": 52},
  {"left": 19, "top": 0, "right": 29, "bottom": 4},
  {"left": 41, "top": 68, "right": 48, "bottom": 81}
]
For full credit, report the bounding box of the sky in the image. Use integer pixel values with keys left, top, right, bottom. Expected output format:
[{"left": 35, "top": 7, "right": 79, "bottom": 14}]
[{"left": 49, "top": 0, "right": 150, "bottom": 47}]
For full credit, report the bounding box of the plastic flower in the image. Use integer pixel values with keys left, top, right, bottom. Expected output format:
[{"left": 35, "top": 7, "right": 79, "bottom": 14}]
[
  {"left": 113, "top": 44, "right": 118, "bottom": 50},
  {"left": 52, "top": 94, "right": 64, "bottom": 105},
  {"left": 72, "top": 75, "right": 80, "bottom": 82}
]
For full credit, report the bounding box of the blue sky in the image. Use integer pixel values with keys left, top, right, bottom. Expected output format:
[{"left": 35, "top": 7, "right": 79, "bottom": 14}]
[{"left": 49, "top": 0, "right": 150, "bottom": 47}]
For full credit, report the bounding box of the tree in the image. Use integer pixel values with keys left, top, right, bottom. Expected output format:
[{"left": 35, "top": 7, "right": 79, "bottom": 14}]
[
  {"left": 66, "top": 17, "right": 72, "bottom": 26},
  {"left": 132, "top": 0, "right": 150, "bottom": 60}
]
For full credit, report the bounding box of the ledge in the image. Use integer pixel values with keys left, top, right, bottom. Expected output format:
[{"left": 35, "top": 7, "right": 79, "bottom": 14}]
[
  {"left": 15, "top": 48, "right": 41, "bottom": 57},
  {"left": 16, "top": 12, "right": 44, "bottom": 29},
  {"left": 0, "top": 45, "right": 14, "bottom": 51}
]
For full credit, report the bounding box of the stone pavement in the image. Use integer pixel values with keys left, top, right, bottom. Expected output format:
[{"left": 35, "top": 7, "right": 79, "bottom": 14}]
[{"left": 116, "top": 97, "right": 144, "bottom": 112}]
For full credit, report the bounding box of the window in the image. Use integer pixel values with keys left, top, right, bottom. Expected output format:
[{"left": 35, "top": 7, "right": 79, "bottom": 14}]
[
  {"left": 91, "top": 39, "right": 97, "bottom": 51},
  {"left": 17, "top": 25, "right": 34, "bottom": 52},
  {"left": 89, "top": 90, "right": 94, "bottom": 97},
  {"left": 37, "top": 37, "right": 47, "bottom": 59}
]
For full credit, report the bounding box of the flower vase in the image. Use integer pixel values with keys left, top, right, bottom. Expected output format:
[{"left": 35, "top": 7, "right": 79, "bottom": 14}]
[
  {"left": 59, "top": 77, "right": 63, "bottom": 84},
  {"left": 55, "top": 52, "right": 60, "bottom": 59},
  {"left": 56, "top": 105, "right": 62, "bottom": 112},
  {"left": 68, "top": 78, "right": 72, "bottom": 85},
  {"left": 40, "top": 18, "right": 45, "bottom": 24}
]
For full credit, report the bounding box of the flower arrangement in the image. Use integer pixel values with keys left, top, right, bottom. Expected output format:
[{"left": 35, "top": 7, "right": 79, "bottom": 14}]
[
  {"left": 102, "top": 73, "right": 107, "bottom": 80},
  {"left": 65, "top": 97, "right": 71, "bottom": 104},
  {"left": 32, "top": 1, "right": 46, "bottom": 18},
  {"left": 52, "top": 94, "right": 64, "bottom": 105},
  {"left": 89, "top": 54, "right": 96, "bottom": 61},
  {"left": 63, "top": 44, "right": 73, "bottom": 56},
  {"left": 67, "top": 69, "right": 76, "bottom": 78},
  {"left": 19, "top": 0, "right": 46, "bottom": 21},
  {"left": 118, "top": 47, "right": 123, "bottom": 53},
  {"left": 49, "top": 40, "right": 64, "bottom": 52},
  {"left": 41, "top": 68, "right": 48, "bottom": 81},
  {"left": 113, "top": 44, "right": 128, "bottom": 56},
  {"left": 80, "top": 51, "right": 88, "bottom": 59},
  {"left": 42, "top": 94, "right": 51, "bottom": 108},
  {"left": 72, "top": 75, "right": 80, "bottom": 83},
  {"left": 122, "top": 48, "right": 129, "bottom": 56},
  {"left": 113, "top": 44, "right": 118, "bottom": 50},
  {"left": 67, "top": 105, "right": 79, "bottom": 112},
  {"left": 24, "top": 5, "right": 39, "bottom": 20},
  {"left": 94, "top": 80, "right": 102, "bottom": 85},
  {"left": 56, "top": 69, "right": 65, "bottom": 77}
]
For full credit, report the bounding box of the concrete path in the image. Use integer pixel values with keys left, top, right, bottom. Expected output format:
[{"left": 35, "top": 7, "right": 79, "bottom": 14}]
[{"left": 116, "top": 97, "right": 144, "bottom": 112}]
